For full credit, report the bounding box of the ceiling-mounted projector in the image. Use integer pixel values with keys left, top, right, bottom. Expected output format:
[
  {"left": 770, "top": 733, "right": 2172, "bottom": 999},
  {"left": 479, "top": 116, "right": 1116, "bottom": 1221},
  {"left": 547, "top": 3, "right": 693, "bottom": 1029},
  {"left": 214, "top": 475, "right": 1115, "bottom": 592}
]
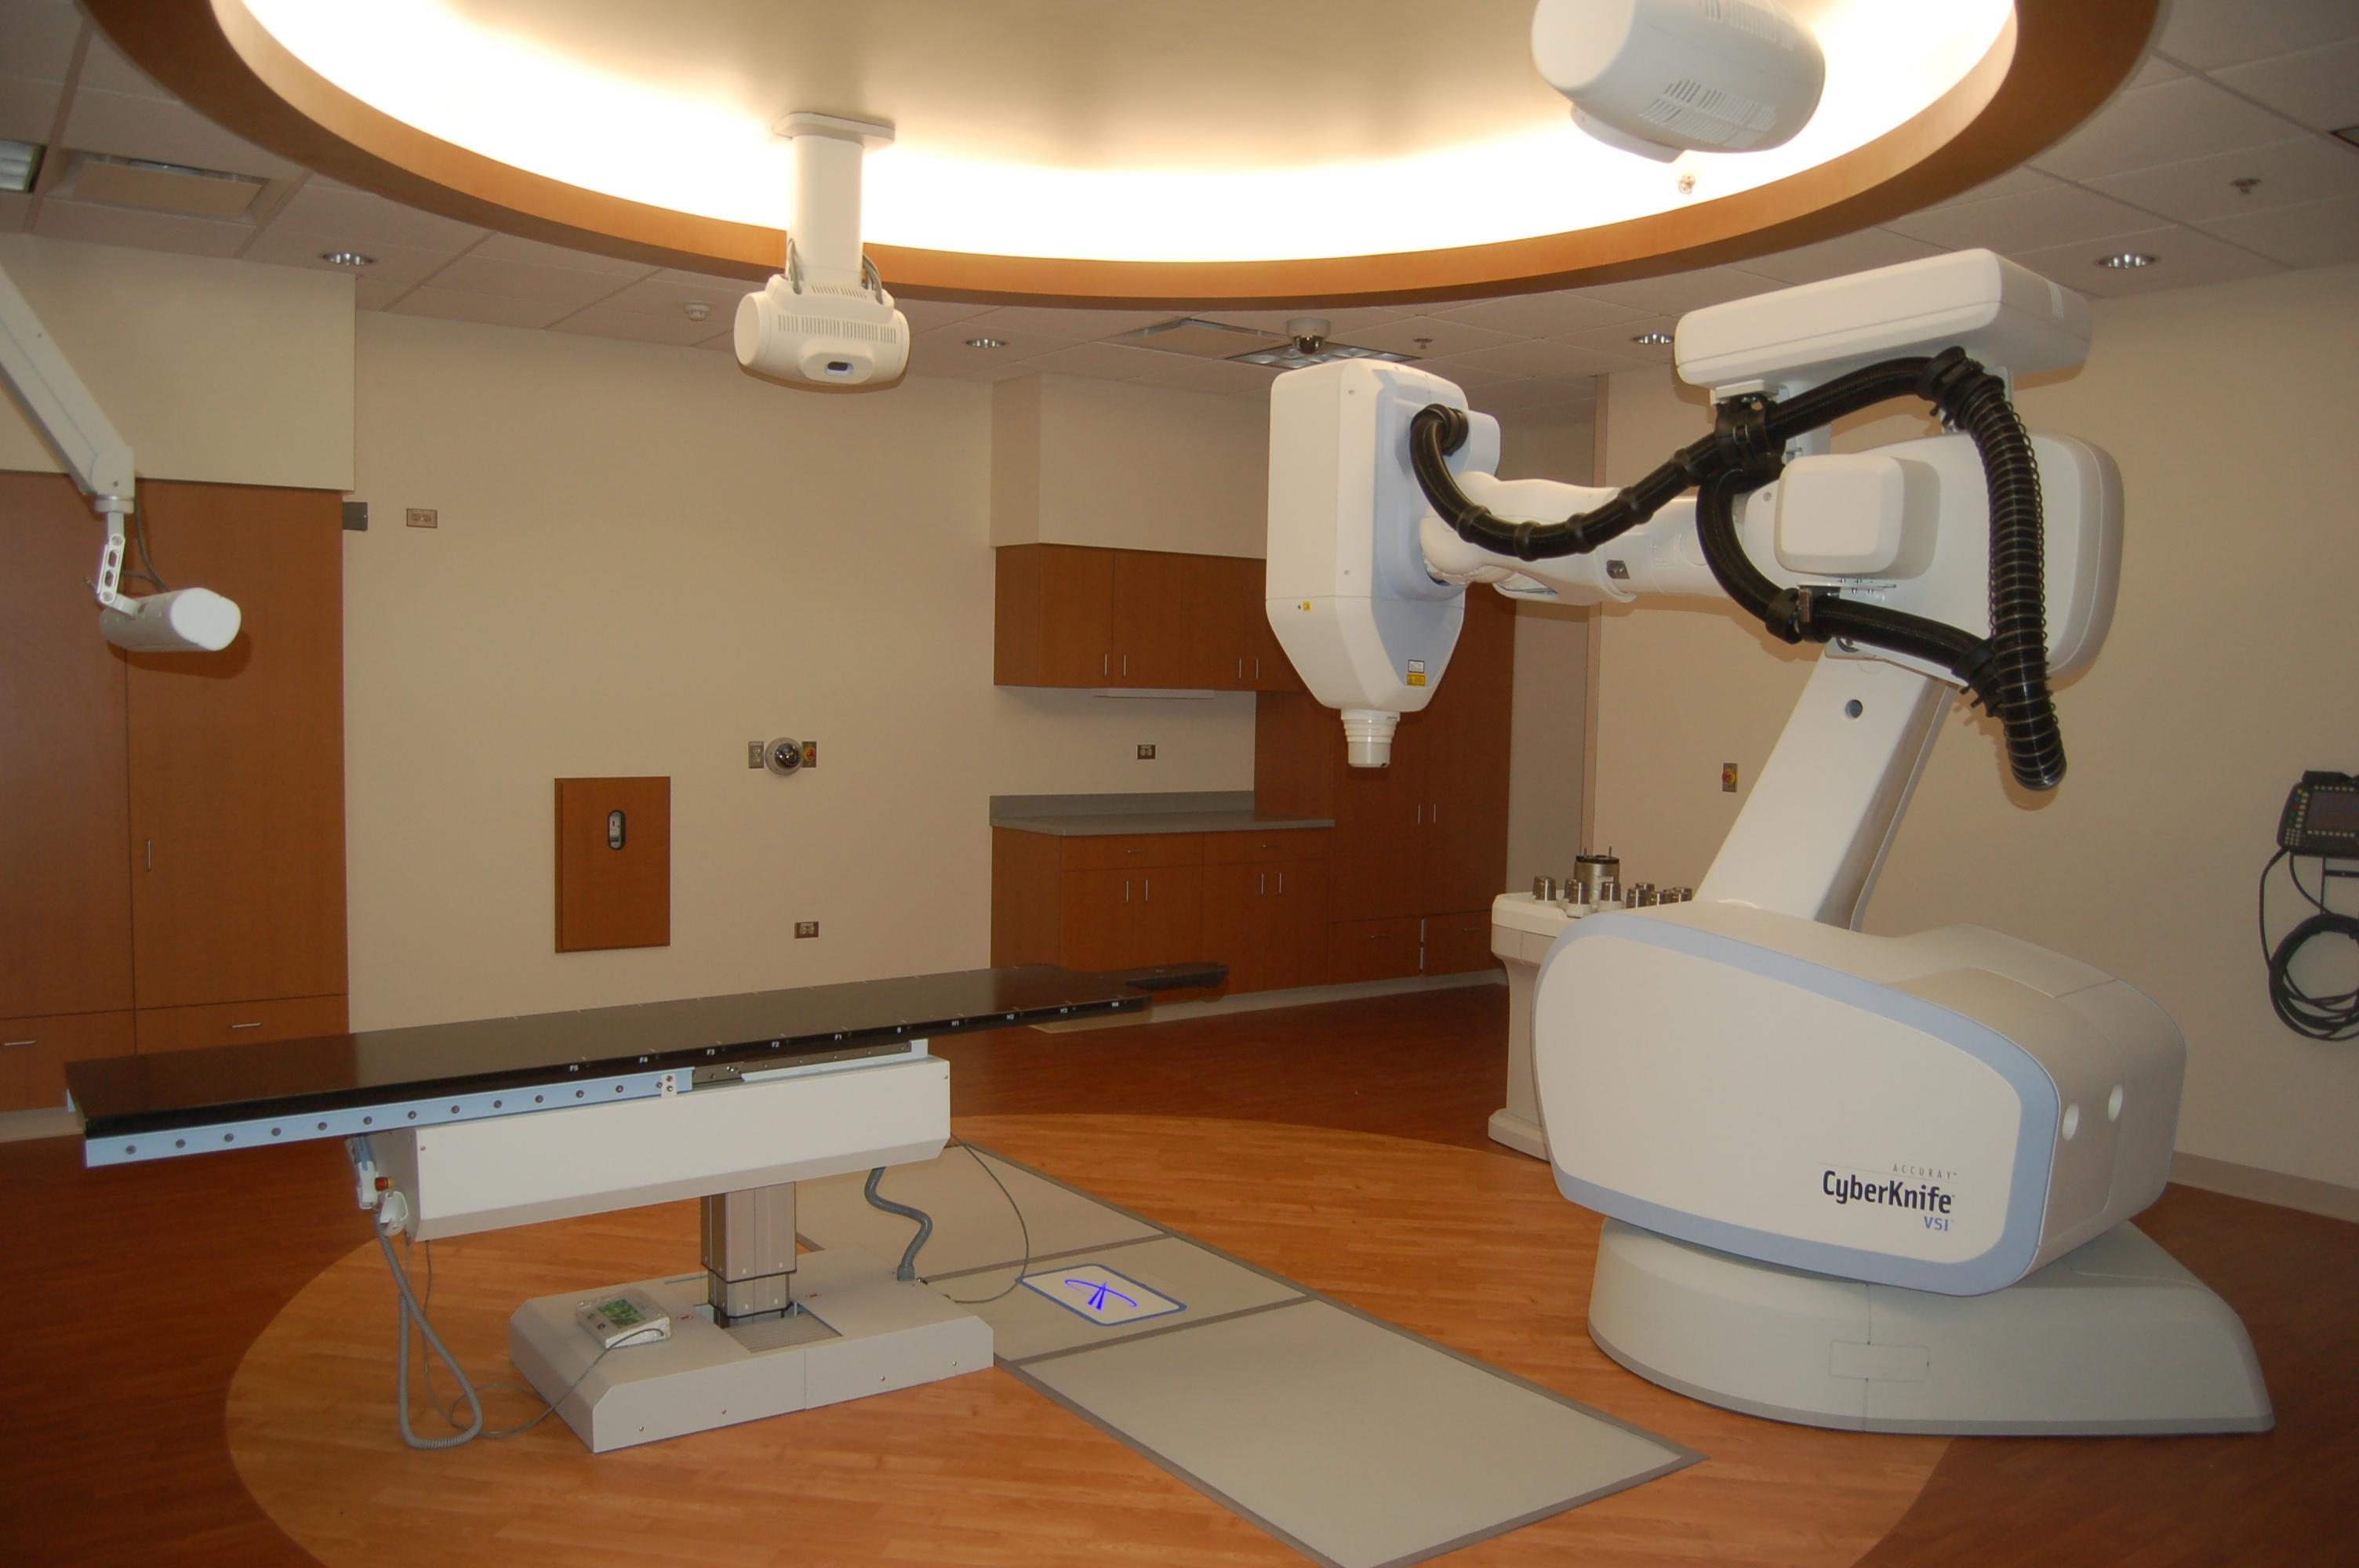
[
  {"left": 1532, "top": 0, "right": 1826, "bottom": 163},
  {"left": 736, "top": 112, "right": 909, "bottom": 389}
]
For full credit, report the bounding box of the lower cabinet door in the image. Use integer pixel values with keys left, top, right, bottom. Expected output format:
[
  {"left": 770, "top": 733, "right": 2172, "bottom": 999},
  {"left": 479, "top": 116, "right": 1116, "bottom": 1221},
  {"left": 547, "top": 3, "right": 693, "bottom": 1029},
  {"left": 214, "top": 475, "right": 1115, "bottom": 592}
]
[
  {"left": 1202, "top": 862, "right": 1270, "bottom": 994},
  {"left": 1129, "top": 864, "right": 1205, "bottom": 967},
  {"left": 1422, "top": 909, "right": 1501, "bottom": 976},
  {"left": 1268, "top": 860, "right": 1330, "bottom": 990},
  {"left": 1329, "top": 916, "right": 1423, "bottom": 984},
  {"left": 134, "top": 994, "right": 350, "bottom": 1054},
  {"left": 0, "top": 1010, "right": 133, "bottom": 1112},
  {"left": 1058, "top": 869, "right": 1140, "bottom": 974}
]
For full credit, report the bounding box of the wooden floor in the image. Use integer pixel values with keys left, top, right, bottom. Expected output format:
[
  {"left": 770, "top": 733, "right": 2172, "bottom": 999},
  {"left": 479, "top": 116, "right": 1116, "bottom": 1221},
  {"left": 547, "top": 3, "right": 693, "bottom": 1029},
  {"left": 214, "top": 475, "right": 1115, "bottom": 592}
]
[{"left": 3, "top": 985, "right": 2354, "bottom": 1566}]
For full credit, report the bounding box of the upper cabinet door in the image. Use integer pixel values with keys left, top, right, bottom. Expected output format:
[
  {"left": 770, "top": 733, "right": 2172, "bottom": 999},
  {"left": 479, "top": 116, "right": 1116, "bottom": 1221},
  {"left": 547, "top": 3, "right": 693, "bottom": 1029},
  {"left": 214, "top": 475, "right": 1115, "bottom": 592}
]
[
  {"left": 0, "top": 473, "right": 136, "bottom": 1019},
  {"left": 125, "top": 482, "right": 347, "bottom": 1009},
  {"left": 1111, "top": 550, "right": 1228, "bottom": 688},
  {"left": 996, "top": 544, "right": 1117, "bottom": 685}
]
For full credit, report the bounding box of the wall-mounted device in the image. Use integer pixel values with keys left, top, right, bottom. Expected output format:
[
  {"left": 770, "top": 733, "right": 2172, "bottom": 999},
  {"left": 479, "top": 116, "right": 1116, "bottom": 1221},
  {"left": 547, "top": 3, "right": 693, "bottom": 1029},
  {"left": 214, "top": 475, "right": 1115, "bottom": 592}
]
[
  {"left": 1531, "top": 0, "right": 1826, "bottom": 163},
  {"left": 0, "top": 259, "right": 243, "bottom": 652},
  {"left": 2262, "top": 771, "right": 2358, "bottom": 1042},
  {"left": 765, "top": 738, "right": 809, "bottom": 776},
  {"left": 2277, "top": 771, "right": 2359, "bottom": 858},
  {"left": 735, "top": 113, "right": 909, "bottom": 388}
]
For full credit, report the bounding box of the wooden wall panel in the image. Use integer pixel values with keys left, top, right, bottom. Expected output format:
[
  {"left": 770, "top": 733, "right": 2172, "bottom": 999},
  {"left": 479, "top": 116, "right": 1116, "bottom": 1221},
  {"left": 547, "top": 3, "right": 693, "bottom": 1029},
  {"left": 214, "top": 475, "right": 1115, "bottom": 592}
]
[
  {"left": 124, "top": 481, "right": 347, "bottom": 1010},
  {"left": 554, "top": 776, "right": 671, "bottom": 953},
  {"left": 0, "top": 472, "right": 136, "bottom": 1019}
]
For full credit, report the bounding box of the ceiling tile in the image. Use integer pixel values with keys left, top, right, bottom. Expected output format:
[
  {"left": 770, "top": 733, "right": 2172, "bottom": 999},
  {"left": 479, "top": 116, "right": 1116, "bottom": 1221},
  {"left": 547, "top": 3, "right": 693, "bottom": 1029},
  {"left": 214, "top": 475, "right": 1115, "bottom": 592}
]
[
  {"left": 2005, "top": 224, "right": 2284, "bottom": 296},
  {"left": 907, "top": 320, "right": 1077, "bottom": 365},
  {"left": 391, "top": 286, "right": 578, "bottom": 330},
  {"left": 2028, "top": 78, "right": 2307, "bottom": 182},
  {"left": 265, "top": 180, "right": 488, "bottom": 252},
  {"left": 1429, "top": 289, "right": 1647, "bottom": 338},
  {"left": 1444, "top": 338, "right": 1638, "bottom": 379},
  {"left": 1887, "top": 182, "right": 2161, "bottom": 252},
  {"left": 1916, "top": 165, "right": 2062, "bottom": 212},
  {"left": 592, "top": 267, "right": 754, "bottom": 320},
  {"left": 2212, "top": 40, "right": 2359, "bottom": 133},
  {"left": 2155, "top": 0, "right": 2359, "bottom": 71},
  {"left": 425, "top": 251, "right": 645, "bottom": 311},
  {"left": 2084, "top": 136, "right": 2359, "bottom": 223},
  {"left": 1467, "top": 377, "right": 1599, "bottom": 413},
  {"left": 1551, "top": 317, "right": 1677, "bottom": 362},
  {"left": 239, "top": 227, "right": 456, "bottom": 292},
  {"left": 0, "top": 0, "right": 85, "bottom": 83},
  {"left": 59, "top": 87, "right": 305, "bottom": 180},
  {"left": 1732, "top": 227, "right": 1946, "bottom": 285},
  {"left": 550, "top": 304, "right": 722, "bottom": 347},
  {"left": 73, "top": 32, "right": 164, "bottom": 98},
  {"left": 1118, "top": 354, "right": 1285, "bottom": 397},
  {"left": 909, "top": 348, "right": 1040, "bottom": 383},
  {"left": 961, "top": 304, "right": 1180, "bottom": 341},
  {"left": 1346, "top": 313, "right": 1520, "bottom": 358},
  {"left": 33, "top": 194, "right": 250, "bottom": 257},
  {"left": 353, "top": 274, "right": 409, "bottom": 311},
  {"left": 692, "top": 326, "right": 736, "bottom": 351},
  {"left": 2197, "top": 193, "right": 2359, "bottom": 267},
  {"left": 0, "top": 190, "right": 31, "bottom": 233},
  {"left": 897, "top": 296, "right": 994, "bottom": 332},
  {"left": 0, "top": 75, "right": 61, "bottom": 143},
  {"left": 1572, "top": 266, "right": 1781, "bottom": 317},
  {"left": 467, "top": 230, "right": 652, "bottom": 276},
  {"left": 2124, "top": 55, "right": 2186, "bottom": 89},
  {"left": 1409, "top": 355, "right": 1532, "bottom": 389},
  {"left": 1005, "top": 340, "right": 1165, "bottom": 381},
  {"left": 1191, "top": 305, "right": 1413, "bottom": 339}
]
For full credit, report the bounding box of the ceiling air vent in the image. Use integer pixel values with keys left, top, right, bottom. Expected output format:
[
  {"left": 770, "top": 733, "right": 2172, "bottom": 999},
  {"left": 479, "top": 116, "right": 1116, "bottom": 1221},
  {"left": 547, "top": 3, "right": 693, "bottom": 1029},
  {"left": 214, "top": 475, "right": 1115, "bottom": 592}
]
[
  {"left": 1115, "top": 315, "right": 1416, "bottom": 369},
  {"left": 69, "top": 154, "right": 264, "bottom": 220}
]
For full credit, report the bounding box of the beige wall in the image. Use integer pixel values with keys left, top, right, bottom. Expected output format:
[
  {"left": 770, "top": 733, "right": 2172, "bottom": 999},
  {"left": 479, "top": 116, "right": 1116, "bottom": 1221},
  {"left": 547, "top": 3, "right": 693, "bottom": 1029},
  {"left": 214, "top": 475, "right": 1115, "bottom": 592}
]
[
  {"left": 0, "top": 235, "right": 354, "bottom": 491},
  {"left": 1498, "top": 409, "right": 1598, "bottom": 891},
  {"left": 347, "top": 316, "right": 1254, "bottom": 1029},
  {"left": 1594, "top": 261, "right": 2359, "bottom": 1189},
  {"left": 991, "top": 373, "right": 1268, "bottom": 556}
]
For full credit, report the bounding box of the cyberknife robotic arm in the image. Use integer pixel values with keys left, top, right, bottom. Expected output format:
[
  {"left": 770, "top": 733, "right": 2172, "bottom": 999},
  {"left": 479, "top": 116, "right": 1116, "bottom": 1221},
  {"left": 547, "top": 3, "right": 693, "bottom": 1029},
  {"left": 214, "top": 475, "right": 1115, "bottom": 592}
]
[{"left": 1267, "top": 250, "right": 2269, "bottom": 1433}]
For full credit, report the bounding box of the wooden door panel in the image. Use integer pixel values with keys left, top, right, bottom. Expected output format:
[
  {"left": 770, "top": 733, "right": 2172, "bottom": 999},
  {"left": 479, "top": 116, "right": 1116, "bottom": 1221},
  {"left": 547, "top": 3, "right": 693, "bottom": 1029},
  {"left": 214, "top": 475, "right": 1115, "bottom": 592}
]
[
  {"left": 1037, "top": 546, "right": 1116, "bottom": 685},
  {"left": 1325, "top": 710, "right": 1427, "bottom": 919},
  {"left": 1269, "top": 859, "right": 1330, "bottom": 990},
  {"left": 1056, "top": 869, "right": 1136, "bottom": 974},
  {"left": 1423, "top": 588, "right": 1517, "bottom": 913},
  {"left": 0, "top": 472, "right": 136, "bottom": 1018},
  {"left": 1112, "top": 551, "right": 1224, "bottom": 688},
  {"left": 0, "top": 1009, "right": 133, "bottom": 1113},
  {"left": 1201, "top": 862, "right": 1267, "bottom": 994},
  {"left": 1423, "top": 909, "right": 1501, "bottom": 977},
  {"left": 1131, "top": 864, "right": 1205, "bottom": 967},
  {"left": 1329, "top": 916, "right": 1422, "bottom": 984},
  {"left": 125, "top": 482, "right": 346, "bottom": 1009}
]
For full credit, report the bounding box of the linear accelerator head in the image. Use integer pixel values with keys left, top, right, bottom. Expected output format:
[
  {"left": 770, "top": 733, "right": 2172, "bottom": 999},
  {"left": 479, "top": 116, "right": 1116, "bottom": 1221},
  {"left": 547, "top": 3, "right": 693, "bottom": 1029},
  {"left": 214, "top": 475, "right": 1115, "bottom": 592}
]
[{"left": 1263, "top": 361, "right": 1497, "bottom": 768}]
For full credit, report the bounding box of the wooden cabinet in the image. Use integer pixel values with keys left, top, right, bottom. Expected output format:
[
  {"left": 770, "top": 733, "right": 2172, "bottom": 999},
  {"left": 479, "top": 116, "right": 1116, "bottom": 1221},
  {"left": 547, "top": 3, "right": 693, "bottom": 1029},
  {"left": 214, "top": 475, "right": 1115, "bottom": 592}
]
[
  {"left": 993, "top": 826, "right": 1329, "bottom": 993},
  {"left": 994, "top": 545, "right": 1301, "bottom": 692},
  {"left": 0, "top": 471, "right": 347, "bottom": 1109},
  {"left": 1256, "top": 585, "right": 1515, "bottom": 980},
  {"left": 134, "top": 995, "right": 351, "bottom": 1055}
]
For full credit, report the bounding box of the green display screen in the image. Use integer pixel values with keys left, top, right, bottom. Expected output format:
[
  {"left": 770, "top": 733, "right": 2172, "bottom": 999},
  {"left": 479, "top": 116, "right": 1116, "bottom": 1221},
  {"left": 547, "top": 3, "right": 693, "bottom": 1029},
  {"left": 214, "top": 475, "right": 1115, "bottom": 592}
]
[{"left": 600, "top": 1298, "right": 642, "bottom": 1326}]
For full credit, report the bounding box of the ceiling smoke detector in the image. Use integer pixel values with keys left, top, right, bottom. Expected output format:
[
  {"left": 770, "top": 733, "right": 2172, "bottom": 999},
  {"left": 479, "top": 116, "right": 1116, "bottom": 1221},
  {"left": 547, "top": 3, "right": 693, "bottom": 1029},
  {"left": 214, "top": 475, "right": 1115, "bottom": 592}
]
[
  {"left": 1631, "top": 330, "right": 1674, "bottom": 345},
  {"left": 2095, "top": 252, "right": 2156, "bottom": 270},
  {"left": 318, "top": 250, "right": 376, "bottom": 267},
  {"left": 682, "top": 300, "right": 712, "bottom": 322}
]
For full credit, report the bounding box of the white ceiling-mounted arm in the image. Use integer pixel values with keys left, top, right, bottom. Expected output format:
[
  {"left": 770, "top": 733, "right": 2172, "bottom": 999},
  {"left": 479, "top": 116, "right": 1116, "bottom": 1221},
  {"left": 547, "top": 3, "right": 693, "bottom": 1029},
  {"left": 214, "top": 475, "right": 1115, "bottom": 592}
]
[
  {"left": 733, "top": 113, "right": 910, "bottom": 389},
  {"left": 0, "top": 258, "right": 240, "bottom": 652}
]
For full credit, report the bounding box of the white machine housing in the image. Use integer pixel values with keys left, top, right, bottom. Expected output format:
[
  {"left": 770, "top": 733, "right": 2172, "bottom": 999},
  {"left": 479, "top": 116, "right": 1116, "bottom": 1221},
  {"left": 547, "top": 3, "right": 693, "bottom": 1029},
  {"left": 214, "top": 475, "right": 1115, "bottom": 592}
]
[
  {"left": 1532, "top": 0, "right": 1826, "bottom": 162},
  {"left": 735, "top": 113, "right": 910, "bottom": 388},
  {"left": 1536, "top": 902, "right": 2183, "bottom": 1294}
]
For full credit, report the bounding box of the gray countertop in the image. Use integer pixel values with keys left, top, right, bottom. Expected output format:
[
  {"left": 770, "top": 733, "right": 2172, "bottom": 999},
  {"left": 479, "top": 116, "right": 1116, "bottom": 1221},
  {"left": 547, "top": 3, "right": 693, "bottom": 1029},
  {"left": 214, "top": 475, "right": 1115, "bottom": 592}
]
[{"left": 990, "top": 790, "right": 1333, "bottom": 838}]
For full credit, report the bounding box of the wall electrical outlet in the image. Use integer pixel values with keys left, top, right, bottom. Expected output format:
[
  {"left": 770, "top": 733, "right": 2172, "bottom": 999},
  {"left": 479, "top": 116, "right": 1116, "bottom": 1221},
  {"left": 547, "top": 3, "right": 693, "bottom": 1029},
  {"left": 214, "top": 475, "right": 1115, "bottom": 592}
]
[
  {"left": 747, "top": 741, "right": 765, "bottom": 769},
  {"left": 405, "top": 507, "right": 438, "bottom": 529},
  {"left": 1721, "top": 762, "right": 1739, "bottom": 793},
  {"left": 794, "top": 920, "right": 820, "bottom": 939},
  {"left": 1136, "top": 744, "right": 1156, "bottom": 760}
]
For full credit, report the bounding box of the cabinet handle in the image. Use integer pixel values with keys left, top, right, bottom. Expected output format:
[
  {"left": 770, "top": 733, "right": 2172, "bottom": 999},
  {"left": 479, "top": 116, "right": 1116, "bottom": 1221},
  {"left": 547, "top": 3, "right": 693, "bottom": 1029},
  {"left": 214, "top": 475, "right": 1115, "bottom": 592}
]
[
  {"left": 1237, "top": 657, "right": 1244, "bottom": 680},
  {"left": 1103, "top": 653, "right": 1110, "bottom": 677},
  {"left": 228, "top": 1022, "right": 263, "bottom": 1030},
  {"left": 1122, "top": 847, "right": 1146, "bottom": 855},
  {"left": 2, "top": 1039, "right": 35, "bottom": 1049},
  {"left": 1430, "top": 802, "right": 1441, "bottom": 826},
  {"left": 1123, "top": 879, "right": 1131, "bottom": 904},
  {"left": 1143, "top": 877, "right": 1151, "bottom": 903},
  {"left": 1278, "top": 871, "right": 1285, "bottom": 894},
  {"left": 1121, "top": 653, "right": 1129, "bottom": 677},
  {"left": 1254, "top": 657, "right": 1261, "bottom": 680},
  {"left": 145, "top": 839, "right": 153, "bottom": 871},
  {"left": 1258, "top": 871, "right": 1266, "bottom": 896},
  {"left": 1413, "top": 804, "right": 1422, "bottom": 826}
]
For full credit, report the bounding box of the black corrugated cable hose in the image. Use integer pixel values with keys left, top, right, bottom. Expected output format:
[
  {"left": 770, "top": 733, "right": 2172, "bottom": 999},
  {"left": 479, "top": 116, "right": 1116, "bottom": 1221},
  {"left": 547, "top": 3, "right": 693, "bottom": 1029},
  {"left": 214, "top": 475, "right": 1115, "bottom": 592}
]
[{"left": 1407, "top": 347, "right": 2065, "bottom": 792}]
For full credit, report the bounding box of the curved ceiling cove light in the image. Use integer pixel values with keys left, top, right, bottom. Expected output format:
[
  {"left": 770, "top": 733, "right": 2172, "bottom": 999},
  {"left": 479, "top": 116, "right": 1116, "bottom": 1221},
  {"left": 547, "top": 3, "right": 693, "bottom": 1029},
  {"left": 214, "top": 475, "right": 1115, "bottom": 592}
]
[{"left": 101, "top": 2, "right": 2153, "bottom": 302}]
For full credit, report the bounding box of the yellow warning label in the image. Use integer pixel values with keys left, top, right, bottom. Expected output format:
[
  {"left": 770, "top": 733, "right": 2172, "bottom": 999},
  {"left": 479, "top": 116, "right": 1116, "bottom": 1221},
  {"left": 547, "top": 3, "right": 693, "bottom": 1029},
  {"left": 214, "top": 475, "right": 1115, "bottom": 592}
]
[
  {"left": 1298, "top": 601, "right": 1312, "bottom": 612},
  {"left": 1406, "top": 671, "right": 1427, "bottom": 687}
]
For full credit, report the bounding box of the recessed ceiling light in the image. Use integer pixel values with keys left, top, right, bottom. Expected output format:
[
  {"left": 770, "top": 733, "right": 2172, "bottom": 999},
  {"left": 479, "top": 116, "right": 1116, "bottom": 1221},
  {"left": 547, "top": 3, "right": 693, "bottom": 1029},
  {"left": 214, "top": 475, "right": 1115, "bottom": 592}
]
[
  {"left": 2095, "top": 252, "right": 2156, "bottom": 270},
  {"left": 1630, "top": 330, "right": 1674, "bottom": 346},
  {"left": 318, "top": 250, "right": 376, "bottom": 267},
  {"left": 0, "top": 138, "right": 47, "bottom": 194},
  {"left": 965, "top": 336, "right": 1006, "bottom": 349}
]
